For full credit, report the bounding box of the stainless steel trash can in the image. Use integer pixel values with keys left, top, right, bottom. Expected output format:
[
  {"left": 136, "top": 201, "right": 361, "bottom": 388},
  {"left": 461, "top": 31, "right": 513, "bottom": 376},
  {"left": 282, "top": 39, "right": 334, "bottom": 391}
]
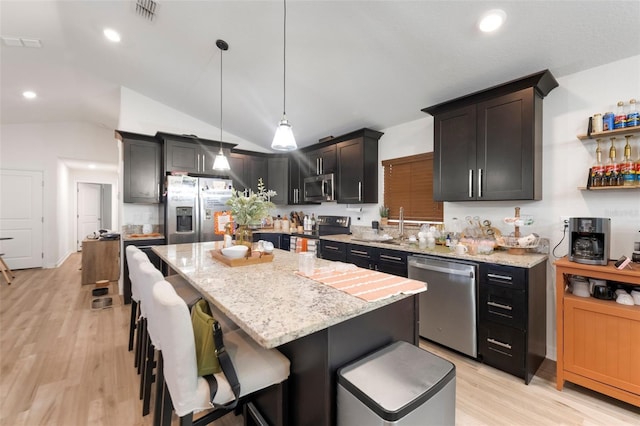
[{"left": 337, "top": 341, "right": 456, "bottom": 425}]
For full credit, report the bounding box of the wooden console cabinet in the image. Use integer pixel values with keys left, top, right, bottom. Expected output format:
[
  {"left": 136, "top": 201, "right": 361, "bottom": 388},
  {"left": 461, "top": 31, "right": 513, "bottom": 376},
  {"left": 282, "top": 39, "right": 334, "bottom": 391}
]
[
  {"left": 81, "top": 239, "right": 120, "bottom": 285},
  {"left": 555, "top": 257, "right": 640, "bottom": 407}
]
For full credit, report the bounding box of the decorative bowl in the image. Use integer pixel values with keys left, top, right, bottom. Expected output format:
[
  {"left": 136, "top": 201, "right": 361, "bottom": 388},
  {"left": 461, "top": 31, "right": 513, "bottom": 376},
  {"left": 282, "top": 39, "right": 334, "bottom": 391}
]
[{"left": 221, "top": 245, "right": 249, "bottom": 259}]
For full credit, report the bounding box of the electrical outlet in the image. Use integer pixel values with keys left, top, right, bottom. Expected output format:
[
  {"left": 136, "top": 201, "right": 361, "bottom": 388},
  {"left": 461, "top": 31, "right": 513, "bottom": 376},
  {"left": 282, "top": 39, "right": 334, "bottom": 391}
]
[{"left": 560, "top": 216, "right": 570, "bottom": 229}]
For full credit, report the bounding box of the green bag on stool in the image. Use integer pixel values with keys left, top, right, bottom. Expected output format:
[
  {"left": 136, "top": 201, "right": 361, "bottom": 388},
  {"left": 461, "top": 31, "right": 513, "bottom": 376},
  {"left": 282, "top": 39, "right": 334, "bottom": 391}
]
[{"left": 191, "top": 299, "right": 221, "bottom": 376}]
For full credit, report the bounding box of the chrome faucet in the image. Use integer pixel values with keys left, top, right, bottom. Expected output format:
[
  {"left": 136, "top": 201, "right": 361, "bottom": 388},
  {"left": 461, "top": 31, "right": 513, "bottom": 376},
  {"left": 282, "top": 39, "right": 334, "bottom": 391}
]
[{"left": 399, "top": 206, "right": 405, "bottom": 239}]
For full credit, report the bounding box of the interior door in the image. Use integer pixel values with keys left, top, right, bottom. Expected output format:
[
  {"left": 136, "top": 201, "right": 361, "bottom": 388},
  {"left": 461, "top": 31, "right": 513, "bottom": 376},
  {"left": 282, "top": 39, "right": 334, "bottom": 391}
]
[
  {"left": 0, "top": 169, "right": 44, "bottom": 269},
  {"left": 77, "top": 183, "right": 102, "bottom": 251}
]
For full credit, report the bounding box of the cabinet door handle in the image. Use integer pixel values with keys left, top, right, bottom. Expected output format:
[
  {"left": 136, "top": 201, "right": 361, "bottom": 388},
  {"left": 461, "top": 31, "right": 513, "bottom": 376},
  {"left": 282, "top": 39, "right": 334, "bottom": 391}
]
[
  {"left": 358, "top": 181, "right": 362, "bottom": 202},
  {"left": 325, "top": 245, "right": 340, "bottom": 251},
  {"left": 478, "top": 168, "right": 483, "bottom": 198},
  {"left": 380, "top": 254, "right": 402, "bottom": 261},
  {"left": 320, "top": 157, "right": 324, "bottom": 174},
  {"left": 468, "top": 169, "right": 473, "bottom": 198},
  {"left": 351, "top": 249, "right": 369, "bottom": 256},
  {"left": 487, "top": 273, "right": 513, "bottom": 282},
  {"left": 487, "top": 301, "right": 513, "bottom": 311},
  {"left": 487, "top": 338, "right": 512, "bottom": 350},
  {"left": 197, "top": 154, "right": 201, "bottom": 171}
]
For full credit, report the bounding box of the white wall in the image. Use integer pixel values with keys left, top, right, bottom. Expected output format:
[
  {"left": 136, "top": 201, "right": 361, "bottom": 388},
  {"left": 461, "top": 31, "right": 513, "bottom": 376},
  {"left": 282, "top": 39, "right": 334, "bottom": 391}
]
[{"left": 0, "top": 122, "right": 118, "bottom": 267}]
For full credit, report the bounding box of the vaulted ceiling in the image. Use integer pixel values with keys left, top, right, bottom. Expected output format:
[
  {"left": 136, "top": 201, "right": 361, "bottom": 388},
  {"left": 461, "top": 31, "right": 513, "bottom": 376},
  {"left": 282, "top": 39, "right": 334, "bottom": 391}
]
[{"left": 2, "top": 1, "right": 639, "bottom": 150}]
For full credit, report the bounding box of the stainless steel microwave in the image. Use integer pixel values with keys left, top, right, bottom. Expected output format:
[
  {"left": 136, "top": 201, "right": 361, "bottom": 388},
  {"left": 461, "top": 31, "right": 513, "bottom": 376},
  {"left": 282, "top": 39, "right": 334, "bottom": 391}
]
[{"left": 304, "top": 173, "right": 334, "bottom": 202}]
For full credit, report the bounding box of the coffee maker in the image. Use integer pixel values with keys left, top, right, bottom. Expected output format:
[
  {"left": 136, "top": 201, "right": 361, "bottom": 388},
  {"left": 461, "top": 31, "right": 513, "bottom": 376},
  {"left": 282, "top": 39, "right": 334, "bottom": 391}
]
[{"left": 568, "top": 217, "right": 611, "bottom": 266}]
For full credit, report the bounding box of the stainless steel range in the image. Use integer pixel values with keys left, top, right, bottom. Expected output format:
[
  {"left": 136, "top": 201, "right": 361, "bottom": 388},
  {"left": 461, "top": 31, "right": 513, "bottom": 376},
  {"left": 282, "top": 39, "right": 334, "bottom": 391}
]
[{"left": 290, "top": 215, "right": 351, "bottom": 256}]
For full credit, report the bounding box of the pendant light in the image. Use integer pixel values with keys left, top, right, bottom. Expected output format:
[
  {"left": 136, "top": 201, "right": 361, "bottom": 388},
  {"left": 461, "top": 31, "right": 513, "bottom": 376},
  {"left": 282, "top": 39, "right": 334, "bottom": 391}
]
[
  {"left": 271, "top": 0, "right": 297, "bottom": 151},
  {"left": 213, "top": 39, "right": 231, "bottom": 171}
]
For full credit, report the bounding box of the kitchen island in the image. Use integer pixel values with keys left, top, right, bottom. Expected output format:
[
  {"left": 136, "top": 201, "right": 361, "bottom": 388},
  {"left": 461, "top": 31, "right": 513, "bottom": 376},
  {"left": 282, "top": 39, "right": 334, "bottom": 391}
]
[{"left": 153, "top": 241, "right": 423, "bottom": 425}]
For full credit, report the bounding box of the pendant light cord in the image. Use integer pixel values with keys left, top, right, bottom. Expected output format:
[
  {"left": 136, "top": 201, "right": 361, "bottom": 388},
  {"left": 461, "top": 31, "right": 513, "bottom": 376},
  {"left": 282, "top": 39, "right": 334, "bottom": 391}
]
[
  {"left": 282, "top": 0, "right": 287, "bottom": 117},
  {"left": 220, "top": 47, "right": 223, "bottom": 145}
]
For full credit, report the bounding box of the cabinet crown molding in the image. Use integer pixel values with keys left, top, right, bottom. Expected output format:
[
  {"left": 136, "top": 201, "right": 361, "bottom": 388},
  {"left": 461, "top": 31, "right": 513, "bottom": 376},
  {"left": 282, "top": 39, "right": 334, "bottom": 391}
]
[{"left": 421, "top": 69, "right": 558, "bottom": 116}]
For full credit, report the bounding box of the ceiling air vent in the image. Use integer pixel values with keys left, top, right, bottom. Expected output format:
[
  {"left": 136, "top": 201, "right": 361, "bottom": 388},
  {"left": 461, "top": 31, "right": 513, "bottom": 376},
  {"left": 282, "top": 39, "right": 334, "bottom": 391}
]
[{"left": 136, "top": 0, "right": 158, "bottom": 21}]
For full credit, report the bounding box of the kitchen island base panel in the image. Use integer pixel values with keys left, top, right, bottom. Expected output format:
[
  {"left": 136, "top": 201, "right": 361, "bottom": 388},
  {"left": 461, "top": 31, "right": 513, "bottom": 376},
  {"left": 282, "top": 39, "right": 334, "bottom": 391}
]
[{"left": 278, "top": 295, "right": 419, "bottom": 426}]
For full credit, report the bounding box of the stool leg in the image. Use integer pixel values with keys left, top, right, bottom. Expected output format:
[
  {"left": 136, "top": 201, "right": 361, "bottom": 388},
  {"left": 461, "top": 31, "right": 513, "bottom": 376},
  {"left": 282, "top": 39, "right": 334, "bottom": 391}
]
[
  {"left": 153, "top": 352, "right": 165, "bottom": 426},
  {"left": 137, "top": 317, "right": 147, "bottom": 374},
  {"left": 142, "top": 345, "right": 156, "bottom": 416},
  {"left": 128, "top": 300, "right": 138, "bottom": 351}
]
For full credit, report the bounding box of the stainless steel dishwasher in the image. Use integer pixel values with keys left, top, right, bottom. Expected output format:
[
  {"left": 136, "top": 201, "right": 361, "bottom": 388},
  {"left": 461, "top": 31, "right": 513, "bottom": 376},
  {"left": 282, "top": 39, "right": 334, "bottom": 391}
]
[{"left": 408, "top": 255, "right": 478, "bottom": 358}]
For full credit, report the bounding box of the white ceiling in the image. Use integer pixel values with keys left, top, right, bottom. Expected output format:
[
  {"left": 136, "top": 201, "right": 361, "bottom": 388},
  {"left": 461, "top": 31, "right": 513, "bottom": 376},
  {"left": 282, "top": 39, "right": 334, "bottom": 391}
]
[{"left": 2, "top": 0, "right": 639, "bottom": 152}]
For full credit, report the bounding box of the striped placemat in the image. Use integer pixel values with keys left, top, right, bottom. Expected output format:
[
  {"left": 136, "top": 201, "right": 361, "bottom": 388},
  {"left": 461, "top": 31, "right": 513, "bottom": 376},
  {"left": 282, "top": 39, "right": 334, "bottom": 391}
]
[{"left": 302, "top": 265, "right": 426, "bottom": 302}]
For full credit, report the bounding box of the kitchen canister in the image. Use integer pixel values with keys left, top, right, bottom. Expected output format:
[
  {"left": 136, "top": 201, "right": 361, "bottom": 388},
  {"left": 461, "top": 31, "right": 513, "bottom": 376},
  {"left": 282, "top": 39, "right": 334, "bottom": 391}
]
[{"left": 592, "top": 113, "right": 603, "bottom": 133}]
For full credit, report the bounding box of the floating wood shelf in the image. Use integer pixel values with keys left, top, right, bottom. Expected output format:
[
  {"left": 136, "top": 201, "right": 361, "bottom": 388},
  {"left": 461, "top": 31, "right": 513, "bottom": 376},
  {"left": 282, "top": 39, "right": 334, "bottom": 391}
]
[{"left": 577, "top": 127, "right": 640, "bottom": 141}]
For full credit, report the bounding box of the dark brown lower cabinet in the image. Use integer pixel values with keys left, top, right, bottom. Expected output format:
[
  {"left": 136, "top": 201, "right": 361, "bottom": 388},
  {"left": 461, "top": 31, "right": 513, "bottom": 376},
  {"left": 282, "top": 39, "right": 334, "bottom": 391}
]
[{"left": 478, "top": 261, "right": 546, "bottom": 384}]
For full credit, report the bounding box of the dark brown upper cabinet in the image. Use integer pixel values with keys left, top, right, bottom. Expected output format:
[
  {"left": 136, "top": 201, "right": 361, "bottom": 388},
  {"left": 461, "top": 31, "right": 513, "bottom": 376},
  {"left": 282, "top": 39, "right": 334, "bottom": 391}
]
[
  {"left": 335, "top": 128, "right": 383, "bottom": 204},
  {"left": 156, "top": 132, "right": 236, "bottom": 177},
  {"left": 117, "top": 131, "right": 162, "bottom": 204},
  {"left": 422, "top": 70, "right": 558, "bottom": 201},
  {"left": 305, "top": 144, "right": 336, "bottom": 177}
]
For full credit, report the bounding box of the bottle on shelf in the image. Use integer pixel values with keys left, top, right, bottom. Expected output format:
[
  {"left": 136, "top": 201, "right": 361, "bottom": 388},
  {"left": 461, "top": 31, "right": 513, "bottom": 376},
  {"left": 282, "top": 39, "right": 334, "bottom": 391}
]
[
  {"left": 627, "top": 98, "right": 639, "bottom": 128},
  {"left": 591, "top": 139, "right": 605, "bottom": 187},
  {"left": 604, "top": 137, "right": 620, "bottom": 186},
  {"left": 621, "top": 135, "right": 635, "bottom": 186},
  {"left": 614, "top": 101, "right": 626, "bottom": 129},
  {"left": 635, "top": 136, "right": 640, "bottom": 185},
  {"left": 310, "top": 213, "right": 316, "bottom": 232}
]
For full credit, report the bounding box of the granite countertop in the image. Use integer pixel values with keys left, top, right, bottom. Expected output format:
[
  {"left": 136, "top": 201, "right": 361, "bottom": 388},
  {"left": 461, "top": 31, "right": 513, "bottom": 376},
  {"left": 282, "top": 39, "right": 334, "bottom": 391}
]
[
  {"left": 321, "top": 234, "right": 548, "bottom": 268},
  {"left": 152, "top": 242, "right": 417, "bottom": 349}
]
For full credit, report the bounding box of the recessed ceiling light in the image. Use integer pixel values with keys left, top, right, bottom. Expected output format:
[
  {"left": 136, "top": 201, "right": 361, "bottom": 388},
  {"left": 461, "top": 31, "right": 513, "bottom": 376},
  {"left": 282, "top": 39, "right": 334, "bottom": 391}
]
[
  {"left": 88, "top": 164, "right": 97, "bottom": 169},
  {"left": 478, "top": 9, "right": 506, "bottom": 33},
  {"left": 103, "top": 28, "right": 121, "bottom": 42},
  {"left": 23, "top": 90, "right": 37, "bottom": 99}
]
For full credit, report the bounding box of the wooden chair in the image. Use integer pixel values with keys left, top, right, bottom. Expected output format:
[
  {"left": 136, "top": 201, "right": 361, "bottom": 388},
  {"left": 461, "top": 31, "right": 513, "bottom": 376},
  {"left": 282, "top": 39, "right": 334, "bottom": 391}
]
[
  {"left": 151, "top": 279, "right": 290, "bottom": 426},
  {"left": 0, "top": 253, "right": 15, "bottom": 285}
]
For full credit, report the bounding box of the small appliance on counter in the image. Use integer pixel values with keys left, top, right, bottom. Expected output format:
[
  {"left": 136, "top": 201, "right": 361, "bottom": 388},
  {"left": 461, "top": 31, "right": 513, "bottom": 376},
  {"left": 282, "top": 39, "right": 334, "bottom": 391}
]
[
  {"left": 633, "top": 231, "right": 640, "bottom": 263},
  {"left": 568, "top": 217, "right": 611, "bottom": 266}
]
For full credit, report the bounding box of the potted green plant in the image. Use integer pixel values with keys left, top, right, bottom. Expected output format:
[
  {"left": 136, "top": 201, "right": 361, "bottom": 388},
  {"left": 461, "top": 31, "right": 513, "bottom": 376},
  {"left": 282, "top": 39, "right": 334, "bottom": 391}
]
[
  {"left": 379, "top": 205, "right": 389, "bottom": 226},
  {"left": 226, "top": 179, "right": 276, "bottom": 247}
]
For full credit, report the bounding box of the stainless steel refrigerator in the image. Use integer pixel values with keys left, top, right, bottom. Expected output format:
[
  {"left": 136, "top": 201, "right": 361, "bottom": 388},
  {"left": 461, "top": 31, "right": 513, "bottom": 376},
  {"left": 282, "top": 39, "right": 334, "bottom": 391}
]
[{"left": 165, "top": 175, "right": 233, "bottom": 244}]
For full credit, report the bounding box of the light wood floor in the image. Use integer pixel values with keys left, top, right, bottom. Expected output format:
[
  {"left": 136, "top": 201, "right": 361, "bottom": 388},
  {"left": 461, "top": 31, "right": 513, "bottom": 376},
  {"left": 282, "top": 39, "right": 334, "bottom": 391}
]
[{"left": 1, "top": 253, "right": 638, "bottom": 425}]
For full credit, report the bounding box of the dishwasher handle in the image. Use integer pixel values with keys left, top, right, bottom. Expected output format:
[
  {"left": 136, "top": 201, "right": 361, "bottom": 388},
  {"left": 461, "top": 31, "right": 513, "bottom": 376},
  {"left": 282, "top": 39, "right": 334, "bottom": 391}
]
[{"left": 408, "top": 259, "right": 475, "bottom": 278}]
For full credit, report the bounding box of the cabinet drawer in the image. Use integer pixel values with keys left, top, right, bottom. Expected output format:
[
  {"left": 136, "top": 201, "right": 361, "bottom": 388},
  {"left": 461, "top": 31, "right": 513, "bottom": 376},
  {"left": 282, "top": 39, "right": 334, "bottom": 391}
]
[
  {"left": 483, "top": 264, "right": 526, "bottom": 290},
  {"left": 320, "top": 240, "right": 346, "bottom": 262},
  {"left": 377, "top": 249, "right": 408, "bottom": 277},
  {"left": 347, "top": 245, "right": 375, "bottom": 269},
  {"left": 480, "top": 284, "right": 526, "bottom": 329},
  {"left": 479, "top": 323, "right": 525, "bottom": 378}
]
